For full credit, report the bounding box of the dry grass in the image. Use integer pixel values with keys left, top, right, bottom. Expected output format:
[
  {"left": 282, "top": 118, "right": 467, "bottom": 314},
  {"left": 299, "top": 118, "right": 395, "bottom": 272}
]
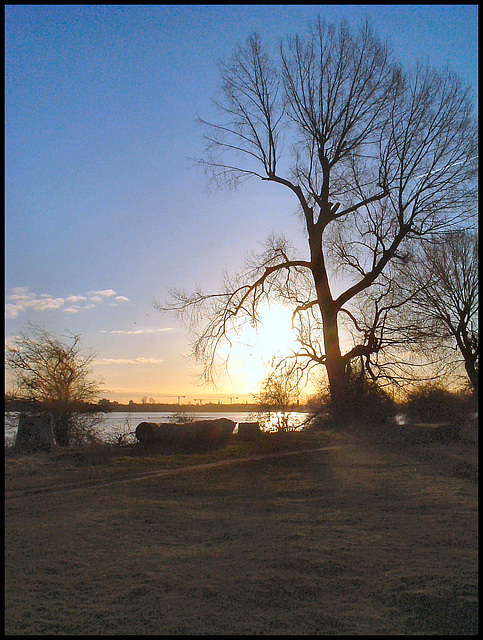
[
  {"left": 4, "top": 430, "right": 329, "bottom": 495},
  {"left": 5, "top": 430, "right": 478, "bottom": 635}
]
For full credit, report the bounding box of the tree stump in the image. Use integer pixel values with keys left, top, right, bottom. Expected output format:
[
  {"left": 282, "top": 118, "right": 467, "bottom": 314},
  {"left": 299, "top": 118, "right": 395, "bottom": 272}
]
[
  {"left": 236, "top": 422, "right": 261, "bottom": 440},
  {"left": 15, "top": 413, "right": 56, "bottom": 452}
]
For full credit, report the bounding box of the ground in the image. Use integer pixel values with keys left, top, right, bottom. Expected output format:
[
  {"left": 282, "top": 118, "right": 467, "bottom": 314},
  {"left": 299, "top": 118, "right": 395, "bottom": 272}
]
[{"left": 4, "top": 429, "right": 478, "bottom": 635}]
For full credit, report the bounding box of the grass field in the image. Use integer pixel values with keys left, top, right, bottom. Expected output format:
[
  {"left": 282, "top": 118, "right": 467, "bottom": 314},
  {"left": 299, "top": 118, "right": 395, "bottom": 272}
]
[{"left": 4, "top": 430, "right": 478, "bottom": 635}]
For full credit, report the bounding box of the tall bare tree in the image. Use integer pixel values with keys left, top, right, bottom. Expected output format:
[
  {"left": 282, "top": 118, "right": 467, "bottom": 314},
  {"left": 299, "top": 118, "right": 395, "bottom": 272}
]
[
  {"left": 160, "top": 19, "right": 477, "bottom": 414},
  {"left": 5, "top": 325, "right": 102, "bottom": 446}
]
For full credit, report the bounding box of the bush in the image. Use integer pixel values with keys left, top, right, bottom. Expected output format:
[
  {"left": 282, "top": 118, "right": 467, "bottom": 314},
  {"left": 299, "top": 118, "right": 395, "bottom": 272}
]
[
  {"left": 310, "top": 376, "right": 395, "bottom": 430},
  {"left": 402, "top": 384, "right": 472, "bottom": 437}
]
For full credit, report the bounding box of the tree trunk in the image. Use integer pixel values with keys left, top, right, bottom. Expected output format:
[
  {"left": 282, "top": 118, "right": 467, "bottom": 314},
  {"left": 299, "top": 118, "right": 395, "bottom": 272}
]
[
  {"left": 462, "top": 342, "right": 478, "bottom": 394},
  {"left": 464, "top": 359, "right": 478, "bottom": 394},
  {"left": 455, "top": 332, "right": 478, "bottom": 393},
  {"left": 310, "top": 236, "right": 351, "bottom": 422},
  {"left": 53, "top": 414, "right": 71, "bottom": 447},
  {"left": 135, "top": 419, "right": 236, "bottom": 445},
  {"left": 321, "top": 306, "right": 351, "bottom": 423}
]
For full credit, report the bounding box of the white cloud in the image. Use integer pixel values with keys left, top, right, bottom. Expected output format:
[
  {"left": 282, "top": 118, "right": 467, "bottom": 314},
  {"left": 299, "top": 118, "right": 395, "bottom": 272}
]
[
  {"left": 66, "top": 295, "right": 87, "bottom": 303},
  {"left": 89, "top": 289, "right": 116, "bottom": 298},
  {"left": 8, "top": 286, "right": 32, "bottom": 301},
  {"left": 92, "top": 357, "right": 164, "bottom": 365},
  {"left": 107, "top": 295, "right": 130, "bottom": 307},
  {"left": 5, "top": 287, "right": 64, "bottom": 319},
  {"left": 5, "top": 286, "right": 130, "bottom": 319},
  {"left": 100, "top": 328, "right": 172, "bottom": 335},
  {"left": 32, "top": 297, "right": 65, "bottom": 312},
  {"left": 5, "top": 303, "right": 21, "bottom": 319}
]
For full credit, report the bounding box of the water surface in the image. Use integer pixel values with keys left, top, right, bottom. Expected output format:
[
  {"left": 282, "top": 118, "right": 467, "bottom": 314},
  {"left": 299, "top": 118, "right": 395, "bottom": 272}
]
[{"left": 5, "top": 410, "right": 311, "bottom": 446}]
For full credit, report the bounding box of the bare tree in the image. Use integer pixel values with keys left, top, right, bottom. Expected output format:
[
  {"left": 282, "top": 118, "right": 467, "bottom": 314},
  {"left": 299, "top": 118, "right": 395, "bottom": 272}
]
[
  {"left": 253, "top": 366, "right": 301, "bottom": 430},
  {"left": 333, "top": 274, "right": 460, "bottom": 393},
  {"left": 399, "top": 230, "right": 478, "bottom": 392},
  {"left": 5, "top": 325, "right": 103, "bottom": 446},
  {"left": 159, "top": 19, "right": 477, "bottom": 415},
  {"left": 332, "top": 228, "right": 478, "bottom": 396}
]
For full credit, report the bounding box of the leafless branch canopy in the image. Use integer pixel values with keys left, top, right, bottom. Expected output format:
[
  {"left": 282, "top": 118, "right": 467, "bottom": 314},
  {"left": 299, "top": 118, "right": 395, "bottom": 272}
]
[
  {"left": 161, "top": 17, "right": 478, "bottom": 392},
  {"left": 5, "top": 325, "right": 103, "bottom": 444},
  {"left": 5, "top": 325, "right": 100, "bottom": 405}
]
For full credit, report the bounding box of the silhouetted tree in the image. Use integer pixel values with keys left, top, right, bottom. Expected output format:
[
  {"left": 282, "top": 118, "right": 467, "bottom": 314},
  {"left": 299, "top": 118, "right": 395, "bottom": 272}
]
[
  {"left": 254, "top": 367, "right": 300, "bottom": 430},
  {"left": 160, "top": 18, "right": 477, "bottom": 418},
  {"left": 400, "top": 230, "right": 478, "bottom": 392},
  {"left": 330, "top": 228, "right": 478, "bottom": 398},
  {"left": 5, "top": 325, "right": 102, "bottom": 446}
]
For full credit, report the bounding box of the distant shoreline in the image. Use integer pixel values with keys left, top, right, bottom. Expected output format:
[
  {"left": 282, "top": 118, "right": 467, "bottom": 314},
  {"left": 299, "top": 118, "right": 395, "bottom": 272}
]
[
  {"left": 5, "top": 400, "right": 312, "bottom": 414},
  {"left": 107, "top": 404, "right": 312, "bottom": 413}
]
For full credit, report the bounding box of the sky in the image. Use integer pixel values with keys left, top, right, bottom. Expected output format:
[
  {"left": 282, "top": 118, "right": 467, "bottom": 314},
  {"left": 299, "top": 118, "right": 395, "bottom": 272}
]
[{"left": 5, "top": 4, "right": 478, "bottom": 404}]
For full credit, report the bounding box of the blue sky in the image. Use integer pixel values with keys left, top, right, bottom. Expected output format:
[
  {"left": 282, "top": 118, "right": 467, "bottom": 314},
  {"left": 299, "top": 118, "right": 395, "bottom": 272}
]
[{"left": 5, "top": 5, "right": 478, "bottom": 403}]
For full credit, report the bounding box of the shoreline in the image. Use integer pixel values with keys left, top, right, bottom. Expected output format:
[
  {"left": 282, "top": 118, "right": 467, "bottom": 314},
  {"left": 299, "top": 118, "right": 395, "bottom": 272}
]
[{"left": 5, "top": 401, "right": 313, "bottom": 414}]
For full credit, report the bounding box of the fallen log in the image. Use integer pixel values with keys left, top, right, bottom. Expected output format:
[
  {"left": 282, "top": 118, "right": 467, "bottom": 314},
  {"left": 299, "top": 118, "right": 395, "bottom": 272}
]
[{"left": 135, "top": 418, "right": 236, "bottom": 445}]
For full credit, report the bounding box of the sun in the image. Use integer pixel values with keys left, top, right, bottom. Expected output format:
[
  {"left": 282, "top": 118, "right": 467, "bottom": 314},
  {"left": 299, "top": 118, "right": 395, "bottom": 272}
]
[
  {"left": 249, "top": 304, "right": 300, "bottom": 360},
  {"left": 236, "top": 303, "right": 299, "bottom": 361},
  {"left": 221, "top": 303, "right": 300, "bottom": 392}
]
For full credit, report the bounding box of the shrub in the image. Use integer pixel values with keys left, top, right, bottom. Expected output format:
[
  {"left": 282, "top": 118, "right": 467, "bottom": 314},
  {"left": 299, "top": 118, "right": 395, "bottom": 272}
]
[
  {"left": 402, "top": 384, "right": 472, "bottom": 437},
  {"left": 310, "top": 376, "right": 395, "bottom": 430}
]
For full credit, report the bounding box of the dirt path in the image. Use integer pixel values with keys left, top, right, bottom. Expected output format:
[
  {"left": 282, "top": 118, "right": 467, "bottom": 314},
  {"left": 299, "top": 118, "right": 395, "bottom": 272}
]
[{"left": 5, "top": 444, "right": 351, "bottom": 501}]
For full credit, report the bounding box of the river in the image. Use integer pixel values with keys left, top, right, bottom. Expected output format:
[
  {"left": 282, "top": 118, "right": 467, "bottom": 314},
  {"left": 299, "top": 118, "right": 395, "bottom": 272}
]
[{"left": 4, "top": 410, "right": 312, "bottom": 447}]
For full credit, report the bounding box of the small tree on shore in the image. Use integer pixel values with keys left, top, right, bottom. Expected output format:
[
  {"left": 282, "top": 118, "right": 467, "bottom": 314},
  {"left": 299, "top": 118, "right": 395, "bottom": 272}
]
[
  {"left": 253, "top": 367, "right": 300, "bottom": 430},
  {"left": 5, "top": 325, "right": 103, "bottom": 447}
]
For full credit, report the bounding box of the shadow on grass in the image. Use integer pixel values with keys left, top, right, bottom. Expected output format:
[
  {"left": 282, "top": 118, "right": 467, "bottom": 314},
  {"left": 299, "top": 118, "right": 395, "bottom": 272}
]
[
  {"left": 4, "top": 429, "right": 332, "bottom": 470},
  {"left": 344, "top": 422, "right": 478, "bottom": 484},
  {"left": 5, "top": 423, "right": 477, "bottom": 635}
]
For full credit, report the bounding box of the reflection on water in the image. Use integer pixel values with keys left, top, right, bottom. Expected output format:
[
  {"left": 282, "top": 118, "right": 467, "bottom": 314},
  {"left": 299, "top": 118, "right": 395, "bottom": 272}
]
[{"left": 4, "top": 410, "right": 311, "bottom": 446}]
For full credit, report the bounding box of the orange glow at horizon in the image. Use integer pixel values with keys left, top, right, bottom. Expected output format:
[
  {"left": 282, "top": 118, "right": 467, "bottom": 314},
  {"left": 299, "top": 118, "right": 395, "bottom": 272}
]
[{"left": 95, "top": 303, "right": 309, "bottom": 403}]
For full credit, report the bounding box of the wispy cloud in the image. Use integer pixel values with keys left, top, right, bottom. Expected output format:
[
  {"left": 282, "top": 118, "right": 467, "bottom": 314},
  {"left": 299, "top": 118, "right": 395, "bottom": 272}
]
[
  {"left": 92, "top": 357, "right": 164, "bottom": 365},
  {"left": 100, "top": 328, "right": 173, "bottom": 335},
  {"left": 65, "top": 295, "right": 87, "bottom": 304},
  {"left": 5, "top": 286, "right": 130, "bottom": 319},
  {"left": 88, "top": 289, "right": 117, "bottom": 298}
]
